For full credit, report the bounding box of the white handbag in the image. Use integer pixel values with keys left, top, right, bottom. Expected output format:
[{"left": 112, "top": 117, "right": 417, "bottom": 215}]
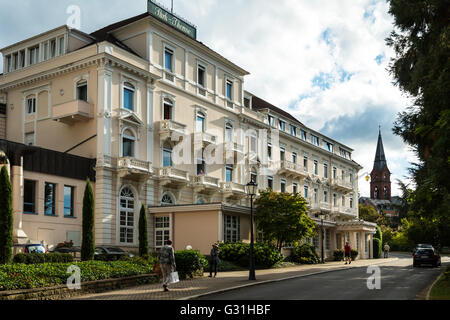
[{"left": 169, "top": 271, "right": 180, "bottom": 284}]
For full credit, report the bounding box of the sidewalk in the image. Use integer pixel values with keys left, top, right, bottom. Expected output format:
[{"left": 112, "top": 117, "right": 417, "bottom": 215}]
[{"left": 72, "top": 257, "right": 398, "bottom": 300}]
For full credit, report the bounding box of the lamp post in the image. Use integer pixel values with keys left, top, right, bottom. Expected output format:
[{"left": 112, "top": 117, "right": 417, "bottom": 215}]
[
  {"left": 246, "top": 180, "right": 257, "bottom": 281},
  {"left": 319, "top": 213, "right": 325, "bottom": 264}
]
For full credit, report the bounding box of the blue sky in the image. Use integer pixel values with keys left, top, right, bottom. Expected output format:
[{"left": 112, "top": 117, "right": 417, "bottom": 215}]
[{"left": 0, "top": 0, "right": 416, "bottom": 196}]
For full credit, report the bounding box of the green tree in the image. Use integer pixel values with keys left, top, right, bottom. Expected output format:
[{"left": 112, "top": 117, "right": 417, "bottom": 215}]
[
  {"left": 0, "top": 166, "right": 13, "bottom": 264},
  {"left": 358, "top": 204, "right": 380, "bottom": 223},
  {"left": 138, "top": 204, "right": 149, "bottom": 257},
  {"left": 254, "top": 189, "right": 317, "bottom": 251},
  {"left": 81, "top": 179, "right": 95, "bottom": 261},
  {"left": 387, "top": 0, "right": 450, "bottom": 247}
]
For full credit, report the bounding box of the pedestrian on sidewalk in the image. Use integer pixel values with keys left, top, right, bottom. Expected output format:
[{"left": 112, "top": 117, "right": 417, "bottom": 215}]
[
  {"left": 209, "top": 243, "right": 220, "bottom": 278},
  {"left": 384, "top": 243, "right": 390, "bottom": 258},
  {"left": 159, "top": 240, "right": 176, "bottom": 292},
  {"left": 344, "top": 242, "right": 352, "bottom": 265}
]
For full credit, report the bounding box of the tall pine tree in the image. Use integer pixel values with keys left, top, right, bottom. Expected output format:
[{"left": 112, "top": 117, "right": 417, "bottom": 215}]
[
  {"left": 81, "top": 179, "right": 95, "bottom": 261},
  {"left": 139, "top": 204, "right": 149, "bottom": 258},
  {"left": 0, "top": 166, "right": 13, "bottom": 264}
]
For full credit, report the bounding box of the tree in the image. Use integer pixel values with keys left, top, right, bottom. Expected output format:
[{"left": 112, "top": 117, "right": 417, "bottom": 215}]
[
  {"left": 254, "top": 189, "right": 317, "bottom": 251},
  {"left": 81, "top": 179, "right": 95, "bottom": 261},
  {"left": 358, "top": 204, "right": 380, "bottom": 223},
  {"left": 0, "top": 166, "right": 13, "bottom": 264},
  {"left": 387, "top": 0, "right": 450, "bottom": 247},
  {"left": 138, "top": 204, "right": 149, "bottom": 257}
]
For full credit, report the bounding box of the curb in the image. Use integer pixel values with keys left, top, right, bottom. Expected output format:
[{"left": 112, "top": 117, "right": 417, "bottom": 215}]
[
  {"left": 179, "top": 258, "right": 398, "bottom": 300},
  {"left": 425, "top": 270, "right": 446, "bottom": 300}
]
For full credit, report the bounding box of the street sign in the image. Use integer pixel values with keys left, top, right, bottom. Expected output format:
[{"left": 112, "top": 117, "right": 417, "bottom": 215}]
[{"left": 148, "top": 1, "right": 197, "bottom": 39}]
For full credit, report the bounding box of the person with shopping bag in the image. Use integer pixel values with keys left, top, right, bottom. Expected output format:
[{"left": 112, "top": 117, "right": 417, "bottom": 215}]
[{"left": 158, "top": 240, "right": 177, "bottom": 292}]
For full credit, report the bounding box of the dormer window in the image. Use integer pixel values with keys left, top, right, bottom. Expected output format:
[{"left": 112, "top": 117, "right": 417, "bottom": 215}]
[
  {"left": 268, "top": 115, "right": 275, "bottom": 127},
  {"left": 278, "top": 120, "right": 286, "bottom": 131},
  {"left": 300, "top": 130, "right": 307, "bottom": 141},
  {"left": 197, "top": 64, "right": 205, "bottom": 87},
  {"left": 77, "top": 80, "right": 88, "bottom": 102},
  {"left": 50, "top": 39, "right": 56, "bottom": 58},
  {"left": 226, "top": 79, "right": 233, "bottom": 101},
  {"left": 59, "top": 37, "right": 65, "bottom": 55},
  {"left": 28, "top": 46, "right": 39, "bottom": 65},
  {"left": 123, "top": 82, "right": 135, "bottom": 111},
  {"left": 310, "top": 135, "right": 319, "bottom": 146},
  {"left": 290, "top": 125, "right": 297, "bottom": 136},
  {"left": 323, "top": 140, "right": 334, "bottom": 152}
]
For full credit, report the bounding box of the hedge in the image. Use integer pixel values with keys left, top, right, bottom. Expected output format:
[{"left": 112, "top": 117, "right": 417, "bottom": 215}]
[
  {"left": 174, "top": 250, "right": 208, "bottom": 279},
  {"left": 13, "top": 253, "right": 74, "bottom": 264},
  {"left": 0, "top": 259, "right": 155, "bottom": 291},
  {"left": 333, "top": 249, "right": 344, "bottom": 261},
  {"left": 291, "top": 243, "right": 320, "bottom": 264},
  {"left": 218, "top": 242, "right": 283, "bottom": 269},
  {"left": 373, "top": 238, "right": 382, "bottom": 259}
]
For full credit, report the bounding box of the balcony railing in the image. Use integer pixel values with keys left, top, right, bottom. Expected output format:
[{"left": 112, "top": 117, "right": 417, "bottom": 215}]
[
  {"left": 52, "top": 100, "right": 94, "bottom": 125},
  {"left": 159, "top": 167, "right": 190, "bottom": 182},
  {"left": 224, "top": 141, "right": 244, "bottom": 154},
  {"left": 192, "top": 175, "right": 221, "bottom": 192},
  {"left": 159, "top": 120, "right": 187, "bottom": 141},
  {"left": 279, "top": 160, "right": 309, "bottom": 179},
  {"left": 221, "top": 182, "right": 246, "bottom": 194},
  {"left": 117, "top": 157, "right": 152, "bottom": 173},
  {"left": 319, "top": 201, "right": 331, "bottom": 211},
  {"left": 332, "top": 178, "right": 354, "bottom": 192},
  {"left": 194, "top": 132, "right": 217, "bottom": 146}
]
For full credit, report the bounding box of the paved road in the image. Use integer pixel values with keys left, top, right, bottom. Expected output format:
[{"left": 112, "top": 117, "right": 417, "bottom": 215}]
[{"left": 199, "top": 253, "right": 449, "bottom": 300}]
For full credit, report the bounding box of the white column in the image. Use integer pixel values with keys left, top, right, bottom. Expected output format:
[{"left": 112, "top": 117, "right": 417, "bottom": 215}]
[{"left": 11, "top": 161, "right": 28, "bottom": 244}]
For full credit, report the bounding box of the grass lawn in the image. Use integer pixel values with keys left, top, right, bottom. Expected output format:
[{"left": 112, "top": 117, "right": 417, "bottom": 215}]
[{"left": 429, "top": 266, "right": 450, "bottom": 300}]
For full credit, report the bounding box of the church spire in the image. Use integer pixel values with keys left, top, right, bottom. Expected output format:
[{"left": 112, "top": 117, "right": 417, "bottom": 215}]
[{"left": 374, "top": 127, "right": 388, "bottom": 171}]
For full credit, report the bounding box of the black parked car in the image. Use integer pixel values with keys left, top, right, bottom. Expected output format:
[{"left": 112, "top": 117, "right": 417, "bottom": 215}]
[
  {"left": 413, "top": 248, "right": 441, "bottom": 267},
  {"left": 94, "top": 247, "right": 135, "bottom": 261}
]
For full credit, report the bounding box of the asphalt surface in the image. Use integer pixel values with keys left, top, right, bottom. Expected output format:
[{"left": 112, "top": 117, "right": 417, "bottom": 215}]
[{"left": 199, "top": 253, "right": 450, "bottom": 300}]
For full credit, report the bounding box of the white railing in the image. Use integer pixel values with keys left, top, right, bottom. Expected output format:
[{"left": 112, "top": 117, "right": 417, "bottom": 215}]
[
  {"left": 160, "top": 120, "right": 187, "bottom": 133},
  {"left": 193, "top": 175, "right": 220, "bottom": 188},
  {"left": 117, "top": 157, "right": 152, "bottom": 172},
  {"left": 221, "top": 182, "right": 246, "bottom": 194},
  {"left": 159, "top": 167, "right": 189, "bottom": 181},
  {"left": 194, "top": 132, "right": 217, "bottom": 145},
  {"left": 320, "top": 201, "right": 331, "bottom": 211},
  {"left": 332, "top": 178, "right": 354, "bottom": 190}
]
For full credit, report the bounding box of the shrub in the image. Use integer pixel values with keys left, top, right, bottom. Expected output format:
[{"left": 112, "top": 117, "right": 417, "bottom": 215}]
[
  {"left": 81, "top": 179, "right": 95, "bottom": 261},
  {"left": 375, "top": 226, "right": 383, "bottom": 243},
  {"left": 218, "top": 242, "right": 283, "bottom": 269},
  {"left": 351, "top": 249, "right": 358, "bottom": 261},
  {"left": 373, "top": 238, "right": 382, "bottom": 259},
  {"left": 291, "top": 243, "right": 320, "bottom": 264},
  {"left": 333, "top": 249, "right": 344, "bottom": 261},
  {"left": 138, "top": 204, "right": 149, "bottom": 258},
  {"left": 13, "top": 253, "right": 74, "bottom": 264},
  {"left": 174, "top": 250, "right": 208, "bottom": 279}
]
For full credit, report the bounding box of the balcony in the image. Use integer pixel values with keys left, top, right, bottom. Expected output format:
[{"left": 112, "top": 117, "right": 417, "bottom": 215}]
[
  {"left": 221, "top": 182, "right": 246, "bottom": 199},
  {"left": 159, "top": 167, "right": 190, "bottom": 188},
  {"left": 159, "top": 120, "right": 187, "bottom": 142},
  {"left": 52, "top": 100, "right": 94, "bottom": 125},
  {"left": 332, "top": 205, "right": 357, "bottom": 218},
  {"left": 332, "top": 178, "right": 354, "bottom": 193},
  {"left": 192, "top": 175, "right": 220, "bottom": 194},
  {"left": 319, "top": 201, "right": 331, "bottom": 212},
  {"left": 278, "top": 161, "right": 309, "bottom": 179},
  {"left": 194, "top": 132, "right": 217, "bottom": 147},
  {"left": 116, "top": 157, "right": 153, "bottom": 180}
]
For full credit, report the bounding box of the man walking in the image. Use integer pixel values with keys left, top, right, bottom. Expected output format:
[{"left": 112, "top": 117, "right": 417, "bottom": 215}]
[
  {"left": 344, "top": 242, "right": 352, "bottom": 265},
  {"left": 209, "top": 243, "right": 220, "bottom": 278},
  {"left": 159, "top": 240, "right": 176, "bottom": 292},
  {"left": 384, "top": 243, "right": 390, "bottom": 258}
]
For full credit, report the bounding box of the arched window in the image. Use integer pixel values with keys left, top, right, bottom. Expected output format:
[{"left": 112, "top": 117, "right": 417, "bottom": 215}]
[
  {"left": 123, "top": 82, "right": 135, "bottom": 111},
  {"left": 250, "top": 168, "right": 257, "bottom": 183},
  {"left": 119, "top": 187, "right": 135, "bottom": 244},
  {"left": 122, "top": 129, "right": 135, "bottom": 157},
  {"left": 76, "top": 80, "right": 88, "bottom": 102},
  {"left": 162, "top": 143, "right": 172, "bottom": 167},
  {"left": 161, "top": 193, "right": 175, "bottom": 206},
  {"left": 383, "top": 186, "right": 389, "bottom": 198},
  {"left": 196, "top": 111, "right": 206, "bottom": 133},
  {"left": 374, "top": 186, "right": 379, "bottom": 199},
  {"left": 225, "top": 123, "right": 233, "bottom": 142},
  {"left": 163, "top": 98, "right": 173, "bottom": 120},
  {"left": 196, "top": 197, "right": 206, "bottom": 205}
]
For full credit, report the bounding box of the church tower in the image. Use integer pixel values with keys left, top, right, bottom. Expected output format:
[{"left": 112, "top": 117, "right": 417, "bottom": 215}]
[{"left": 370, "top": 128, "right": 391, "bottom": 201}]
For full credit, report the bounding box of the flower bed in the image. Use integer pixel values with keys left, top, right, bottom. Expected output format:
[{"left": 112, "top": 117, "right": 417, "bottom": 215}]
[{"left": 0, "top": 258, "right": 155, "bottom": 291}]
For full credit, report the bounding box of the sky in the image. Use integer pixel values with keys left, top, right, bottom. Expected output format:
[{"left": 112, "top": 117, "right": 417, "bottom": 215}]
[{"left": 0, "top": 0, "right": 417, "bottom": 197}]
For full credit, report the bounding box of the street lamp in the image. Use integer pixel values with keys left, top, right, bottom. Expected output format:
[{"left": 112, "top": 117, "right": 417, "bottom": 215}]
[
  {"left": 319, "top": 213, "right": 325, "bottom": 264},
  {"left": 246, "top": 180, "right": 258, "bottom": 281}
]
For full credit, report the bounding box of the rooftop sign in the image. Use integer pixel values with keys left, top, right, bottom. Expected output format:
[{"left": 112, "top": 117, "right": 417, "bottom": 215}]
[{"left": 148, "top": 1, "right": 197, "bottom": 39}]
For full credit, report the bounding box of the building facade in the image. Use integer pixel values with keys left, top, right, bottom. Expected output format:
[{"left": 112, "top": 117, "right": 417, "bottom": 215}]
[{"left": 0, "top": 3, "right": 376, "bottom": 259}]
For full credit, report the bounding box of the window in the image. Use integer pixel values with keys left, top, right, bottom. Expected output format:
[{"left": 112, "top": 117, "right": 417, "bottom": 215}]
[
  {"left": 326, "top": 230, "right": 331, "bottom": 250},
  {"left": 292, "top": 152, "right": 297, "bottom": 164},
  {"left": 267, "top": 144, "right": 272, "bottom": 160},
  {"left": 323, "top": 140, "right": 333, "bottom": 152},
  {"left": 59, "top": 37, "right": 65, "bottom": 55},
  {"left": 6, "top": 55, "right": 11, "bottom": 72},
  {"left": 304, "top": 185, "right": 308, "bottom": 198},
  {"left": 333, "top": 167, "right": 337, "bottom": 179},
  {"left": 268, "top": 115, "right": 275, "bottom": 127},
  {"left": 23, "top": 180, "right": 36, "bottom": 214},
  {"left": 324, "top": 163, "right": 328, "bottom": 178},
  {"left": 64, "top": 186, "right": 74, "bottom": 217},
  {"left": 28, "top": 46, "right": 39, "bottom": 65},
  {"left": 249, "top": 133, "right": 257, "bottom": 156},
  {"left": 196, "top": 149, "right": 206, "bottom": 175},
  {"left": 290, "top": 125, "right": 297, "bottom": 136},
  {"left": 342, "top": 170, "right": 345, "bottom": 180},
  {"left": 161, "top": 193, "right": 174, "bottom": 206},
  {"left": 19, "top": 50, "right": 25, "bottom": 68},
  {"left": 226, "top": 165, "right": 233, "bottom": 182},
  {"left": 342, "top": 196, "right": 345, "bottom": 206},
  {"left": 226, "top": 79, "right": 233, "bottom": 100},
  {"left": 244, "top": 97, "right": 250, "bottom": 108},
  {"left": 50, "top": 39, "right": 56, "bottom": 58},
  {"left": 196, "top": 112, "right": 206, "bottom": 133},
  {"left": 350, "top": 173, "right": 354, "bottom": 183},
  {"left": 27, "top": 97, "right": 36, "bottom": 114},
  {"left": 280, "top": 147, "right": 285, "bottom": 162},
  {"left": 224, "top": 123, "right": 233, "bottom": 142},
  {"left": 163, "top": 98, "right": 173, "bottom": 120},
  {"left": 119, "top": 187, "right": 135, "bottom": 244},
  {"left": 333, "top": 193, "right": 337, "bottom": 206},
  {"left": 163, "top": 144, "right": 172, "bottom": 167},
  {"left": 224, "top": 215, "right": 240, "bottom": 242},
  {"left": 123, "top": 82, "right": 134, "bottom": 111},
  {"left": 314, "top": 160, "right": 318, "bottom": 175},
  {"left": 250, "top": 168, "right": 257, "bottom": 183},
  {"left": 43, "top": 43, "right": 49, "bottom": 61},
  {"left": 197, "top": 64, "right": 205, "bottom": 87},
  {"left": 323, "top": 190, "right": 328, "bottom": 203},
  {"left": 164, "top": 47, "right": 173, "bottom": 72},
  {"left": 303, "top": 156, "right": 308, "bottom": 170},
  {"left": 44, "top": 182, "right": 56, "bottom": 216},
  {"left": 340, "top": 147, "right": 350, "bottom": 159},
  {"left": 77, "top": 80, "right": 88, "bottom": 102},
  {"left": 314, "top": 188, "right": 318, "bottom": 203},
  {"left": 122, "top": 129, "right": 135, "bottom": 158},
  {"left": 281, "top": 179, "right": 286, "bottom": 193},
  {"left": 278, "top": 120, "right": 286, "bottom": 131},
  {"left": 268, "top": 176, "right": 273, "bottom": 190},
  {"left": 310, "top": 135, "right": 319, "bottom": 146},
  {"left": 13, "top": 53, "right": 18, "bottom": 70},
  {"left": 25, "top": 133, "right": 35, "bottom": 146},
  {"left": 155, "top": 216, "right": 170, "bottom": 248},
  {"left": 300, "top": 130, "right": 307, "bottom": 141},
  {"left": 350, "top": 197, "right": 354, "bottom": 209},
  {"left": 293, "top": 183, "right": 298, "bottom": 194}
]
